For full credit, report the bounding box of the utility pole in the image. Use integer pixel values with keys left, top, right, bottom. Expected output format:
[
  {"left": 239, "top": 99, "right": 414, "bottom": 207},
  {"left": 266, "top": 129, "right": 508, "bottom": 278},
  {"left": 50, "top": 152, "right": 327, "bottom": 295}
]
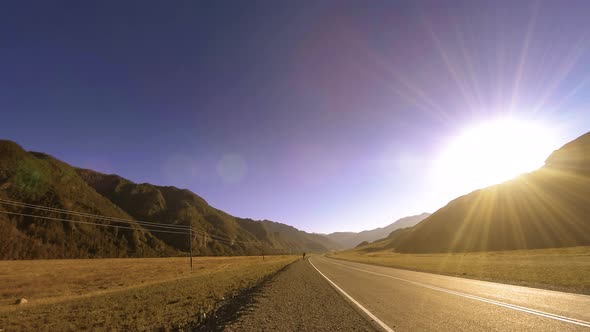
[{"left": 189, "top": 224, "right": 193, "bottom": 272}]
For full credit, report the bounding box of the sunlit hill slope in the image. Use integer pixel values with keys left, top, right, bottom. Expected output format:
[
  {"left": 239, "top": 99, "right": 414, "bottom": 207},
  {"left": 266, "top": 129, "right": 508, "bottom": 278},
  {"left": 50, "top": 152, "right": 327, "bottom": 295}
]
[
  {"left": 0, "top": 140, "right": 338, "bottom": 259},
  {"left": 362, "top": 131, "right": 590, "bottom": 253}
]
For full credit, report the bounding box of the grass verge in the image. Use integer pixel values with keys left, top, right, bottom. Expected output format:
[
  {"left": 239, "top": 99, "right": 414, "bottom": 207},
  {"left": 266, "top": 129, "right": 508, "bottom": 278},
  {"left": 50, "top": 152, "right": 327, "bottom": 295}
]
[
  {"left": 327, "top": 246, "right": 590, "bottom": 294},
  {"left": 0, "top": 255, "right": 298, "bottom": 331}
]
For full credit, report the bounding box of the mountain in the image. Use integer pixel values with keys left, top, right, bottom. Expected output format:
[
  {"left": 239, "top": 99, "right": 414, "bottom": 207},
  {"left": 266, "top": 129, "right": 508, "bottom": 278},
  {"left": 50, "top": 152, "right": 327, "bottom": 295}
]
[
  {"left": 76, "top": 167, "right": 344, "bottom": 254},
  {"left": 325, "top": 213, "right": 430, "bottom": 249},
  {"left": 365, "top": 131, "right": 590, "bottom": 253},
  {"left": 0, "top": 140, "right": 337, "bottom": 259}
]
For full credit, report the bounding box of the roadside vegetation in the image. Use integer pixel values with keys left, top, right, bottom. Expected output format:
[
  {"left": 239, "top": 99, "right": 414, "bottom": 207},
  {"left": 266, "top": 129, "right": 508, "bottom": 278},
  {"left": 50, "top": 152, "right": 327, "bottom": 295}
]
[
  {"left": 328, "top": 246, "right": 590, "bottom": 294},
  {"left": 0, "top": 255, "right": 298, "bottom": 331}
]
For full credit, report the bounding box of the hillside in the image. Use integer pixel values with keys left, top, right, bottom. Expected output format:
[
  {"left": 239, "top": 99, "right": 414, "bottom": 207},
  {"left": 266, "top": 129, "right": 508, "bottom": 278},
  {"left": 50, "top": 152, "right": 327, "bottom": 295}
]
[
  {"left": 365, "top": 132, "right": 590, "bottom": 253},
  {"left": 0, "top": 141, "right": 175, "bottom": 259},
  {"left": 325, "top": 213, "right": 430, "bottom": 249},
  {"left": 0, "top": 140, "right": 336, "bottom": 259}
]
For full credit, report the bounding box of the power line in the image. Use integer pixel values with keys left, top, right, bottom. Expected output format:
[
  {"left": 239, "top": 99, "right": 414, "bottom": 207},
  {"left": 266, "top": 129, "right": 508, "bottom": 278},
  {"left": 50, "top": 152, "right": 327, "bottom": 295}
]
[
  {"left": 0, "top": 209, "right": 189, "bottom": 235},
  {"left": 189, "top": 226, "right": 259, "bottom": 245},
  {"left": 0, "top": 198, "right": 263, "bottom": 247},
  {"left": 0, "top": 198, "right": 190, "bottom": 230},
  {"left": 0, "top": 199, "right": 290, "bottom": 270},
  {"left": 193, "top": 231, "right": 260, "bottom": 247}
]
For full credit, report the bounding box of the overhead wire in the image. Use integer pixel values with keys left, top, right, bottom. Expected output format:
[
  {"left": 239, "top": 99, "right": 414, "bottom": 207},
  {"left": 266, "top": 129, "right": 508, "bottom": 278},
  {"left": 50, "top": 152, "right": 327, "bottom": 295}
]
[
  {"left": 0, "top": 210, "right": 189, "bottom": 235},
  {"left": 0, "top": 198, "right": 264, "bottom": 247},
  {"left": 0, "top": 198, "right": 190, "bottom": 230},
  {"left": 189, "top": 226, "right": 260, "bottom": 245}
]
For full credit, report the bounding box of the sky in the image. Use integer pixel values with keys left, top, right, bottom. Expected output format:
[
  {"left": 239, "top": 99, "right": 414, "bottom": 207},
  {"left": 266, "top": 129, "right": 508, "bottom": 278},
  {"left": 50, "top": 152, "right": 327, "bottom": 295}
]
[{"left": 1, "top": 1, "right": 589, "bottom": 233}]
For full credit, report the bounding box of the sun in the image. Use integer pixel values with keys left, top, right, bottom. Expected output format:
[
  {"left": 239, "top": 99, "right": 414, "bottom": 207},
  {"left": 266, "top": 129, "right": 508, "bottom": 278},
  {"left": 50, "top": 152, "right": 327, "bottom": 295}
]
[{"left": 432, "top": 118, "right": 560, "bottom": 196}]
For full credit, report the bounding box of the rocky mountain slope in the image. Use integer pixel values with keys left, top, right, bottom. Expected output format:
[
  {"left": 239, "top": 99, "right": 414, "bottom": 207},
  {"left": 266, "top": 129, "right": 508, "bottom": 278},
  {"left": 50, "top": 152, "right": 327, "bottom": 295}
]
[{"left": 0, "top": 140, "right": 337, "bottom": 259}]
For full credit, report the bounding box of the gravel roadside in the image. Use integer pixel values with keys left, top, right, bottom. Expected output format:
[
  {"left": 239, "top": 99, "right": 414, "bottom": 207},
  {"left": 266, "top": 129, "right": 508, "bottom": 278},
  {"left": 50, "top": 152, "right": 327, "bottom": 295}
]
[{"left": 222, "top": 258, "right": 377, "bottom": 331}]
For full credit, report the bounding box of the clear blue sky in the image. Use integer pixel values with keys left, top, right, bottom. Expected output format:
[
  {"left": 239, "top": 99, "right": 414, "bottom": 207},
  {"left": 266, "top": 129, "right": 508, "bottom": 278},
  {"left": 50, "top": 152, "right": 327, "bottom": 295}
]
[{"left": 1, "top": 1, "right": 589, "bottom": 233}]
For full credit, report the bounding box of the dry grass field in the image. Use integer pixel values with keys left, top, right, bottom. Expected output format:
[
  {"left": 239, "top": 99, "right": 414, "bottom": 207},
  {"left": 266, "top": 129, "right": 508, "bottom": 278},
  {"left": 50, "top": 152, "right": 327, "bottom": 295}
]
[
  {"left": 328, "top": 246, "right": 590, "bottom": 294},
  {"left": 0, "top": 255, "right": 298, "bottom": 331}
]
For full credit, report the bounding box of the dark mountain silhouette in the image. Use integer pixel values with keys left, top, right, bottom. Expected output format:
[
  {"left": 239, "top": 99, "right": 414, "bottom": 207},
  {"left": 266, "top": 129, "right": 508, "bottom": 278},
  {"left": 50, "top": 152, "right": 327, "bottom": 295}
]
[
  {"left": 324, "top": 213, "right": 430, "bottom": 249},
  {"left": 0, "top": 140, "right": 337, "bottom": 259},
  {"left": 362, "top": 131, "right": 590, "bottom": 253}
]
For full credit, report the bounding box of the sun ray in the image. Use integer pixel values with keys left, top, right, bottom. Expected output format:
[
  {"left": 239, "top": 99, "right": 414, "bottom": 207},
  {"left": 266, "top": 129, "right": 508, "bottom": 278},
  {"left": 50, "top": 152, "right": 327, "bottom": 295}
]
[
  {"left": 357, "top": 40, "right": 454, "bottom": 123},
  {"left": 509, "top": 2, "right": 539, "bottom": 113},
  {"left": 447, "top": 192, "right": 486, "bottom": 252},
  {"left": 454, "top": 24, "right": 485, "bottom": 111},
  {"left": 422, "top": 15, "right": 479, "bottom": 113},
  {"left": 531, "top": 37, "right": 590, "bottom": 115}
]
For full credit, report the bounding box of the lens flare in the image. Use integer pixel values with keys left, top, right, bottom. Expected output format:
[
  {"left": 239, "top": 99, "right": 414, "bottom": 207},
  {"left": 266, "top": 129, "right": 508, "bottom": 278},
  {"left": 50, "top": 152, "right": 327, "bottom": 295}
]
[{"left": 216, "top": 153, "right": 248, "bottom": 184}]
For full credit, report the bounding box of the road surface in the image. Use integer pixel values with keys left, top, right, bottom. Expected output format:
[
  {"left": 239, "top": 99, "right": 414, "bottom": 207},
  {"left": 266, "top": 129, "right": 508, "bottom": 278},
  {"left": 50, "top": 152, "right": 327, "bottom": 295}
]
[
  {"left": 223, "top": 259, "right": 376, "bottom": 331},
  {"left": 309, "top": 256, "right": 590, "bottom": 331}
]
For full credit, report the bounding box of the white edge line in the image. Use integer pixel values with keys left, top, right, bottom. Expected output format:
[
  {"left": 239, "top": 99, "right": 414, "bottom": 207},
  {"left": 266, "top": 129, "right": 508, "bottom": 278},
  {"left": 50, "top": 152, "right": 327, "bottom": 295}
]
[
  {"left": 324, "top": 258, "right": 590, "bottom": 328},
  {"left": 308, "top": 258, "right": 395, "bottom": 332}
]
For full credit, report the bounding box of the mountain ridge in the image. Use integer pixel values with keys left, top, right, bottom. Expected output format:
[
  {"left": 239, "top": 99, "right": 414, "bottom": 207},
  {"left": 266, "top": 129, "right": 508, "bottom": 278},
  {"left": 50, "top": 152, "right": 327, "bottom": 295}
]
[
  {"left": 0, "top": 140, "right": 338, "bottom": 259},
  {"left": 324, "top": 212, "right": 430, "bottom": 249}
]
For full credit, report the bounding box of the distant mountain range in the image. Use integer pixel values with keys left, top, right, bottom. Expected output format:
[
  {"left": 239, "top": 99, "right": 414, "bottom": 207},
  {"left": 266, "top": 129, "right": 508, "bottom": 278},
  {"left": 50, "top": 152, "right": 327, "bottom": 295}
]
[
  {"left": 324, "top": 213, "right": 430, "bottom": 249},
  {"left": 356, "top": 131, "right": 590, "bottom": 253},
  {"left": 0, "top": 140, "right": 340, "bottom": 259}
]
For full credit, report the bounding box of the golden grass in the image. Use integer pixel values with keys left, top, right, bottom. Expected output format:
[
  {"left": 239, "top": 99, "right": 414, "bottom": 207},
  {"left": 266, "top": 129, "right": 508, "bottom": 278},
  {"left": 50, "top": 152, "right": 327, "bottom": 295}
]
[
  {"left": 0, "top": 255, "right": 298, "bottom": 331},
  {"left": 328, "top": 246, "right": 590, "bottom": 294}
]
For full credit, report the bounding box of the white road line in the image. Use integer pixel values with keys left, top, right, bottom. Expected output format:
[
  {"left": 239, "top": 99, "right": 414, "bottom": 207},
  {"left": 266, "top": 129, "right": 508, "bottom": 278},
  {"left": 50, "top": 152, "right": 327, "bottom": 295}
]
[
  {"left": 322, "top": 258, "right": 590, "bottom": 328},
  {"left": 308, "top": 258, "right": 395, "bottom": 332}
]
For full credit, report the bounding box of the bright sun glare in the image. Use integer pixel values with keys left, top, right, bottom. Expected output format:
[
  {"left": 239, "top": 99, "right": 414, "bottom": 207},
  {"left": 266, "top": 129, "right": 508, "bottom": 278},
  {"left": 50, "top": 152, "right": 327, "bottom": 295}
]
[{"left": 433, "top": 118, "right": 560, "bottom": 195}]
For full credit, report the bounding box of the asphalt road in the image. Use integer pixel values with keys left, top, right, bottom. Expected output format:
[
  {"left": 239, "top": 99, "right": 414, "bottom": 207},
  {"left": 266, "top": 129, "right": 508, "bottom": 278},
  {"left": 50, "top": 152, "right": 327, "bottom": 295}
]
[
  {"left": 223, "top": 259, "right": 376, "bottom": 331},
  {"left": 309, "top": 256, "right": 590, "bottom": 332}
]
